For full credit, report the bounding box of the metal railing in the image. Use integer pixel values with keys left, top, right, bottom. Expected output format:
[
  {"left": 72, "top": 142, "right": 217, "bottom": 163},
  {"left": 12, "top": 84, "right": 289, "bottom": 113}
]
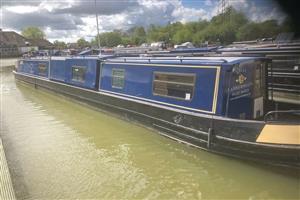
[{"left": 264, "top": 110, "right": 300, "bottom": 123}]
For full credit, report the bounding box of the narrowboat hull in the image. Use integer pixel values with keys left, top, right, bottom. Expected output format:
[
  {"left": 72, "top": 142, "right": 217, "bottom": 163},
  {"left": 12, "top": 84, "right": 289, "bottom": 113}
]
[{"left": 13, "top": 71, "right": 300, "bottom": 168}]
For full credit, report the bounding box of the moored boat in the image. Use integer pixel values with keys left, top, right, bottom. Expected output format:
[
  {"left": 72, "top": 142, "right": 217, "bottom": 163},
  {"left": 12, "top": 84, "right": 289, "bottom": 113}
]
[{"left": 13, "top": 55, "right": 300, "bottom": 168}]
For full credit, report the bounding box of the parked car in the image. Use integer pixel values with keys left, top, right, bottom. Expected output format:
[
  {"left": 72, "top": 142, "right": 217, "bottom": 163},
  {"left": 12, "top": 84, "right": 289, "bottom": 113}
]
[
  {"left": 140, "top": 43, "right": 150, "bottom": 47},
  {"left": 52, "top": 50, "right": 69, "bottom": 56},
  {"left": 150, "top": 41, "right": 166, "bottom": 50},
  {"left": 174, "top": 42, "right": 194, "bottom": 49},
  {"left": 22, "top": 50, "right": 48, "bottom": 57}
]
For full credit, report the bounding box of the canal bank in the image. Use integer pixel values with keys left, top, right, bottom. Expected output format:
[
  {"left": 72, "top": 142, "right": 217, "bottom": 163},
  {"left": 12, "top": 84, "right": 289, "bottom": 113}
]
[
  {"left": 0, "top": 58, "right": 18, "bottom": 70},
  {"left": 1, "top": 66, "right": 300, "bottom": 199},
  {"left": 0, "top": 138, "right": 16, "bottom": 200},
  {"left": 0, "top": 60, "right": 16, "bottom": 200}
]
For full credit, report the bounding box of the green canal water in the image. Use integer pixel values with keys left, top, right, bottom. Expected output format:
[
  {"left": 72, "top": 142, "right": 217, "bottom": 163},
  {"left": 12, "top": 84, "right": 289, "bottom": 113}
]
[{"left": 0, "top": 69, "right": 299, "bottom": 199}]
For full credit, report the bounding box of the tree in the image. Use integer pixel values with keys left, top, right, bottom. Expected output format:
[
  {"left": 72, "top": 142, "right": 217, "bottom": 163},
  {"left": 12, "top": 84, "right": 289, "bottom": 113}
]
[
  {"left": 172, "top": 29, "right": 193, "bottom": 44},
  {"left": 53, "top": 40, "right": 66, "bottom": 49},
  {"left": 88, "top": 7, "right": 292, "bottom": 48},
  {"left": 237, "top": 20, "right": 281, "bottom": 41},
  {"left": 121, "top": 36, "right": 132, "bottom": 46},
  {"left": 91, "top": 31, "right": 122, "bottom": 47},
  {"left": 22, "top": 26, "right": 45, "bottom": 40},
  {"left": 131, "top": 26, "right": 146, "bottom": 45},
  {"left": 90, "top": 37, "right": 99, "bottom": 48},
  {"left": 280, "top": 18, "right": 294, "bottom": 33},
  {"left": 258, "top": 20, "right": 280, "bottom": 38},
  {"left": 77, "top": 38, "right": 89, "bottom": 49}
]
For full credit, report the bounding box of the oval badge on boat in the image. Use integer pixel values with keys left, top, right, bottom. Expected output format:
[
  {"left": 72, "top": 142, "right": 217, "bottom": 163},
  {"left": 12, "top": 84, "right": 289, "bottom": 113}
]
[{"left": 236, "top": 74, "right": 247, "bottom": 85}]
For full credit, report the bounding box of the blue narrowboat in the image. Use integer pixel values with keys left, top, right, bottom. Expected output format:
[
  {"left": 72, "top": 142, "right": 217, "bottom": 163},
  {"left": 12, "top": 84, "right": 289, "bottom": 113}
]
[{"left": 14, "top": 55, "right": 300, "bottom": 168}]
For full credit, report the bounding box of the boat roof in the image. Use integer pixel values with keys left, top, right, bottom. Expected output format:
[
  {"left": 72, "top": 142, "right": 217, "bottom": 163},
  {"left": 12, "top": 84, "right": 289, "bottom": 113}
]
[
  {"left": 48, "top": 55, "right": 115, "bottom": 60},
  {"left": 218, "top": 45, "right": 300, "bottom": 52},
  {"left": 23, "top": 55, "right": 266, "bottom": 66},
  {"left": 169, "top": 47, "right": 219, "bottom": 53},
  {"left": 105, "top": 56, "right": 266, "bottom": 65}
]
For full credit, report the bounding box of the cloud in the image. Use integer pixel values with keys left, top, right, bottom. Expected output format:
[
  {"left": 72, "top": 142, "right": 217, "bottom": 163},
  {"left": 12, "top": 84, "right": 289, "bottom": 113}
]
[
  {"left": 44, "top": 28, "right": 82, "bottom": 43},
  {"left": 171, "top": 1, "right": 209, "bottom": 22},
  {"left": 125, "top": 0, "right": 177, "bottom": 27},
  {"left": 204, "top": 0, "right": 213, "bottom": 7},
  {"left": 2, "top": 8, "right": 84, "bottom": 31},
  {"left": 243, "top": 0, "right": 286, "bottom": 23},
  {"left": 53, "top": 0, "right": 139, "bottom": 16},
  {"left": 1, "top": 0, "right": 42, "bottom": 7},
  {"left": 211, "top": 0, "right": 286, "bottom": 23},
  {"left": 96, "top": 0, "right": 210, "bottom": 29},
  {"left": 4, "top": 5, "right": 40, "bottom": 14},
  {"left": 1, "top": 0, "right": 288, "bottom": 42},
  {"left": 76, "top": 0, "right": 212, "bottom": 40}
]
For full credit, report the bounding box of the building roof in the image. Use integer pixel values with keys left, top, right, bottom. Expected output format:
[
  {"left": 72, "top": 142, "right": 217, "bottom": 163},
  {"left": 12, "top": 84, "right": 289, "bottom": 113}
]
[
  {"left": 0, "top": 31, "right": 28, "bottom": 47},
  {"left": 0, "top": 30, "right": 52, "bottom": 48},
  {"left": 28, "top": 38, "right": 53, "bottom": 48}
]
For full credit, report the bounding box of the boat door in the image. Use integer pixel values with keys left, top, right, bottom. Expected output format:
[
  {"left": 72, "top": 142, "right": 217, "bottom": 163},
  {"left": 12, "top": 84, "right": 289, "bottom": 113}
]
[{"left": 226, "top": 59, "right": 268, "bottom": 120}]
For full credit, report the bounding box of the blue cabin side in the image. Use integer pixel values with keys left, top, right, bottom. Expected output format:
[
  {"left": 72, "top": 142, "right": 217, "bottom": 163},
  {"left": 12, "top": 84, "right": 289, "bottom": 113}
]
[
  {"left": 17, "top": 59, "right": 49, "bottom": 78},
  {"left": 16, "top": 56, "right": 269, "bottom": 120},
  {"left": 49, "top": 57, "right": 100, "bottom": 89},
  {"left": 99, "top": 60, "right": 226, "bottom": 115},
  {"left": 50, "top": 58, "right": 66, "bottom": 82},
  {"left": 98, "top": 58, "right": 268, "bottom": 119}
]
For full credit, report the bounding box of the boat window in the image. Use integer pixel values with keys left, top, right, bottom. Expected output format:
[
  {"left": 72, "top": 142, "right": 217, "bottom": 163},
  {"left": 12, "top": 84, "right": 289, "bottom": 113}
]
[
  {"left": 72, "top": 66, "right": 86, "bottom": 82},
  {"left": 153, "top": 72, "right": 196, "bottom": 100},
  {"left": 112, "top": 68, "right": 125, "bottom": 89},
  {"left": 38, "top": 63, "right": 47, "bottom": 75}
]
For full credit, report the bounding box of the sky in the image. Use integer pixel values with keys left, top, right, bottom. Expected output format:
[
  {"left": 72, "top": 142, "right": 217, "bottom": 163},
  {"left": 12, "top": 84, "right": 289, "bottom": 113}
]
[{"left": 1, "top": 0, "right": 287, "bottom": 43}]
